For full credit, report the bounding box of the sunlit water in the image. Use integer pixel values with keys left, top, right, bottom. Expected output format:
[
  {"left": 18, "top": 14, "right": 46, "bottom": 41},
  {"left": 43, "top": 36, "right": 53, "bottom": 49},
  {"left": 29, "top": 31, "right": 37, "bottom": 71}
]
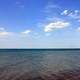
[{"left": 0, "top": 49, "right": 80, "bottom": 78}]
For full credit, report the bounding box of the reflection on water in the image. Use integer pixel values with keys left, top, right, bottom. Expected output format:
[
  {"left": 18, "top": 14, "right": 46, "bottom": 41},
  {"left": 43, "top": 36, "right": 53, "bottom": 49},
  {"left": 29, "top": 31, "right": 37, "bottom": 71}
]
[{"left": 0, "top": 49, "right": 80, "bottom": 79}]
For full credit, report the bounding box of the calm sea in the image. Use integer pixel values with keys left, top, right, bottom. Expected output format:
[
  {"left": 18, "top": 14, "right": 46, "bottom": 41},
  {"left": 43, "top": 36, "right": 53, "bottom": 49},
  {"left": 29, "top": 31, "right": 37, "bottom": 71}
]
[{"left": 0, "top": 49, "right": 80, "bottom": 76}]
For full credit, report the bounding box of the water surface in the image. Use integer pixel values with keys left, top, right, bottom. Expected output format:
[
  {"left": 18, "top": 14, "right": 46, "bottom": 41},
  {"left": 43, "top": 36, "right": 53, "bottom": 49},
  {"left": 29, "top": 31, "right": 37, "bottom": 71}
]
[{"left": 0, "top": 49, "right": 80, "bottom": 79}]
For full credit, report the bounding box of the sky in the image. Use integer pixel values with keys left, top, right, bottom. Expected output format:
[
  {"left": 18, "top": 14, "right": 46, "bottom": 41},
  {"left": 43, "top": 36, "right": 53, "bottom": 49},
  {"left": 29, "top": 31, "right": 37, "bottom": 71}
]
[{"left": 0, "top": 0, "right": 80, "bottom": 48}]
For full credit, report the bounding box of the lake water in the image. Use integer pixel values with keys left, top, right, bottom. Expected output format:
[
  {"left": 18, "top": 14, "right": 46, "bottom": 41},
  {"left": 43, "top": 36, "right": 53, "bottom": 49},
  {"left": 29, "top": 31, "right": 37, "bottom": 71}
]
[{"left": 0, "top": 49, "right": 80, "bottom": 79}]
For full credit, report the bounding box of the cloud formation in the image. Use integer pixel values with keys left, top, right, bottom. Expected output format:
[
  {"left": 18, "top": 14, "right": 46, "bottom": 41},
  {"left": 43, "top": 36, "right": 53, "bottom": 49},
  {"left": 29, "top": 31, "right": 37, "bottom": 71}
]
[
  {"left": 61, "top": 10, "right": 68, "bottom": 15},
  {"left": 44, "top": 21, "right": 70, "bottom": 32},
  {"left": 0, "top": 32, "right": 13, "bottom": 36},
  {"left": 0, "top": 27, "right": 14, "bottom": 37},
  {"left": 0, "top": 27, "right": 32, "bottom": 38},
  {"left": 61, "top": 10, "right": 80, "bottom": 20},
  {"left": 21, "top": 30, "right": 31, "bottom": 35}
]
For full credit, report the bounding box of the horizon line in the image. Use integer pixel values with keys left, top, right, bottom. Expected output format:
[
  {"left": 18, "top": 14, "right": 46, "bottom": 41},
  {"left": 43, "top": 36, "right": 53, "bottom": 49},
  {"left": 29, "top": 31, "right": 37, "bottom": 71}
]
[{"left": 0, "top": 48, "right": 80, "bottom": 50}]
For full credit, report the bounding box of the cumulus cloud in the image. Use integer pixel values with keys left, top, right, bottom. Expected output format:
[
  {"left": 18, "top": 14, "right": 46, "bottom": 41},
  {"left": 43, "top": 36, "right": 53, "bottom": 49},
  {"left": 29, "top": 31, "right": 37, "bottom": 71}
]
[
  {"left": 44, "top": 21, "right": 70, "bottom": 32},
  {"left": 21, "top": 30, "right": 31, "bottom": 35}
]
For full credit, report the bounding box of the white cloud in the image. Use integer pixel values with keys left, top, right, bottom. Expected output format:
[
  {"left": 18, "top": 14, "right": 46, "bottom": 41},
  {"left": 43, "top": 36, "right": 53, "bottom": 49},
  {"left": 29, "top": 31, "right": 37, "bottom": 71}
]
[
  {"left": 44, "top": 21, "right": 70, "bottom": 32},
  {"left": 21, "top": 30, "right": 31, "bottom": 35},
  {"left": 0, "top": 27, "right": 14, "bottom": 37},
  {"left": 0, "top": 31, "right": 14, "bottom": 37},
  {"left": 61, "top": 10, "right": 80, "bottom": 20},
  {"left": 61, "top": 10, "right": 68, "bottom": 15},
  {"left": 68, "top": 11, "right": 80, "bottom": 19},
  {"left": 68, "top": 12, "right": 80, "bottom": 20},
  {"left": 0, "top": 28, "right": 32, "bottom": 38}
]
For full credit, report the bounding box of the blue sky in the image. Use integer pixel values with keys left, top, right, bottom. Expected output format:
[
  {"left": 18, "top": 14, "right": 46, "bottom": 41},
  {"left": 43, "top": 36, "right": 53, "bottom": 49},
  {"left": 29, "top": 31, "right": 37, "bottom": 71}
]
[{"left": 0, "top": 0, "right": 80, "bottom": 48}]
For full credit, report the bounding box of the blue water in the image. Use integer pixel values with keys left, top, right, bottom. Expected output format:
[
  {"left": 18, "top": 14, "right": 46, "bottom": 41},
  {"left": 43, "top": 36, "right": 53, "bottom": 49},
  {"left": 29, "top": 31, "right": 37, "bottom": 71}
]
[{"left": 0, "top": 49, "right": 80, "bottom": 75}]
